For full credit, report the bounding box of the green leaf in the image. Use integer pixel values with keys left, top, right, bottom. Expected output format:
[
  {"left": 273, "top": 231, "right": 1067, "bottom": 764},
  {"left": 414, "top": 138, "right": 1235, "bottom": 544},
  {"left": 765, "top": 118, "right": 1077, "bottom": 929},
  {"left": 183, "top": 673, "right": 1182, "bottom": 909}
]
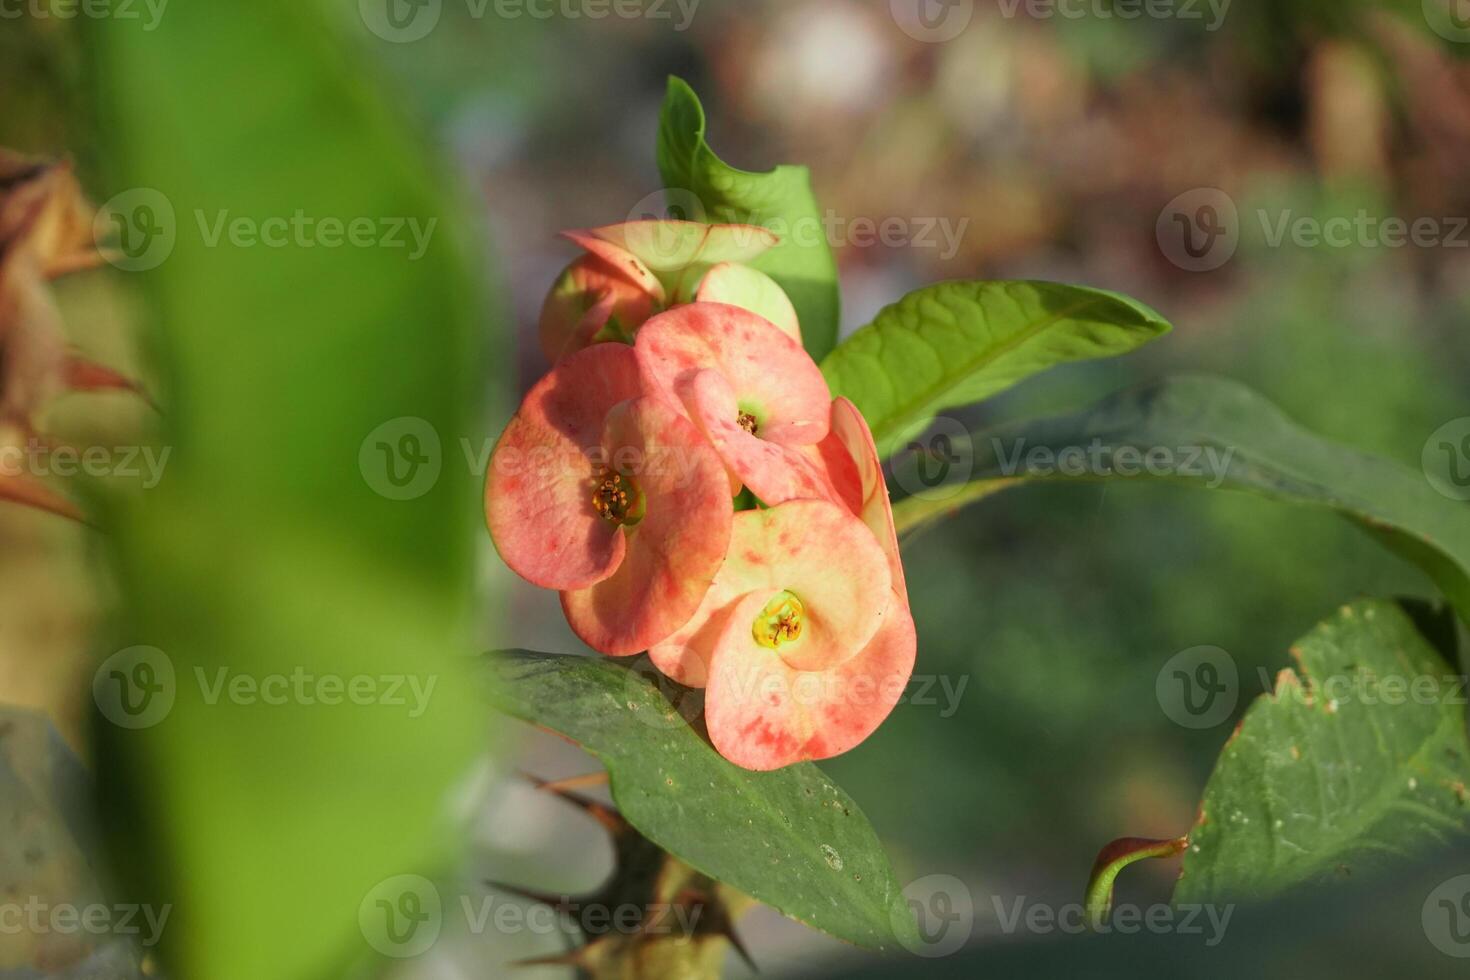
[
  {"left": 86, "top": 4, "right": 495, "bottom": 979},
  {"left": 891, "top": 375, "right": 1470, "bottom": 627},
  {"left": 821, "top": 280, "right": 1171, "bottom": 457},
  {"left": 657, "top": 77, "right": 840, "bottom": 360},
  {"left": 1175, "top": 598, "right": 1470, "bottom": 903},
  {"left": 486, "top": 650, "right": 919, "bottom": 951}
]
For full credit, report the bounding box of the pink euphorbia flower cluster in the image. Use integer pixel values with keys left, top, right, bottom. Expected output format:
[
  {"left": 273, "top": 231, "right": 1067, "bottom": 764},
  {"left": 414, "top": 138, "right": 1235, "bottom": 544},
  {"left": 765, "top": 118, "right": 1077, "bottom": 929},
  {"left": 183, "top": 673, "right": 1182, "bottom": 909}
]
[{"left": 488, "top": 221, "right": 915, "bottom": 771}]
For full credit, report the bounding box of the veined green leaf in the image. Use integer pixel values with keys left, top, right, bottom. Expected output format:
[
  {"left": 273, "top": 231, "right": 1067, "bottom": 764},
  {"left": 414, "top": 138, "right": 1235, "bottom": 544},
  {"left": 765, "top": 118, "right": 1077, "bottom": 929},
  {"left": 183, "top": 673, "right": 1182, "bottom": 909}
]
[
  {"left": 1175, "top": 599, "right": 1470, "bottom": 903},
  {"left": 486, "top": 650, "right": 919, "bottom": 952},
  {"left": 821, "top": 280, "right": 1171, "bottom": 457},
  {"left": 891, "top": 375, "right": 1470, "bottom": 627}
]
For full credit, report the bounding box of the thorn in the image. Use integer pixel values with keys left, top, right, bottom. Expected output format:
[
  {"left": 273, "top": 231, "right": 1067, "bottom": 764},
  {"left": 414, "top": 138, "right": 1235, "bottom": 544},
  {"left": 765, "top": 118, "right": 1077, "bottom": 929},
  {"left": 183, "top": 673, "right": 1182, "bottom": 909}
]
[
  {"left": 508, "top": 949, "right": 586, "bottom": 970},
  {"left": 672, "top": 886, "right": 757, "bottom": 971},
  {"left": 45, "top": 249, "right": 108, "bottom": 278},
  {"left": 519, "top": 770, "right": 625, "bottom": 834},
  {"left": 0, "top": 472, "right": 84, "bottom": 523},
  {"left": 63, "top": 355, "right": 156, "bottom": 410},
  {"left": 483, "top": 880, "right": 576, "bottom": 913},
  {"left": 723, "top": 923, "right": 758, "bottom": 973},
  {"left": 537, "top": 771, "right": 609, "bottom": 794}
]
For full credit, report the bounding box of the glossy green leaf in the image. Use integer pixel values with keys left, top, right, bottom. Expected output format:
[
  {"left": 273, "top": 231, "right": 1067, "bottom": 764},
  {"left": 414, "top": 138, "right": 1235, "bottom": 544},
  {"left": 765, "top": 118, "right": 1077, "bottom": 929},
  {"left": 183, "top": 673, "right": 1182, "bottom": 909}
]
[
  {"left": 86, "top": 3, "right": 495, "bottom": 979},
  {"left": 487, "top": 650, "right": 919, "bottom": 951},
  {"left": 892, "top": 375, "right": 1470, "bottom": 627},
  {"left": 1175, "top": 599, "right": 1470, "bottom": 903},
  {"left": 657, "top": 77, "right": 840, "bottom": 360},
  {"left": 821, "top": 279, "right": 1171, "bottom": 456}
]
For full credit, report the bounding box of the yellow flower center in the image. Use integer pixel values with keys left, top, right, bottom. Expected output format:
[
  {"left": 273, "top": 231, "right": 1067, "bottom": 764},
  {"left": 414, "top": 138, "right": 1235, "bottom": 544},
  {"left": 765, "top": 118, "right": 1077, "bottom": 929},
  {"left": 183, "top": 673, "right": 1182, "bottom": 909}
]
[
  {"left": 737, "top": 411, "right": 759, "bottom": 436},
  {"left": 753, "top": 591, "right": 805, "bottom": 649}
]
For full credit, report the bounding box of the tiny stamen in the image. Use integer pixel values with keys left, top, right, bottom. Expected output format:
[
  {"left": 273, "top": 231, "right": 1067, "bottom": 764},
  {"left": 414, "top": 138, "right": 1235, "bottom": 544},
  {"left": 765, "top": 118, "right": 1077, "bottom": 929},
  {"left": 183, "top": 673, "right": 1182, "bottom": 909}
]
[
  {"left": 590, "top": 469, "right": 640, "bottom": 525},
  {"left": 737, "top": 411, "right": 759, "bottom": 436},
  {"left": 753, "top": 591, "right": 805, "bottom": 649}
]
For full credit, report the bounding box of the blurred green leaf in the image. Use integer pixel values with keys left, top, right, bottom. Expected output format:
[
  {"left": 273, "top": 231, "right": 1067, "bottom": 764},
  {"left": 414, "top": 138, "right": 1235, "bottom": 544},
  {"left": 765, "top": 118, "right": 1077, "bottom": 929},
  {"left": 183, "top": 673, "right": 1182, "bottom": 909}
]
[
  {"left": 1175, "top": 598, "right": 1470, "bottom": 903},
  {"left": 86, "top": 2, "right": 495, "bottom": 978},
  {"left": 657, "top": 77, "right": 840, "bottom": 361},
  {"left": 487, "top": 650, "right": 919, "bottom": 952},
  {"left": 822, "top": 280, "right": 1171, "bottom": 457},
  {"left": 893, "top": 375, "right": 1470, "bottom": 627}
]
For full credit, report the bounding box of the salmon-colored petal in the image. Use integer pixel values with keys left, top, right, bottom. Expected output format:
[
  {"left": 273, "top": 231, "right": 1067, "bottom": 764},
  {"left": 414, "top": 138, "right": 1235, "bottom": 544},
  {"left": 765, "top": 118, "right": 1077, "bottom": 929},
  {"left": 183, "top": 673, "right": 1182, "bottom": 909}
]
[
  {"left": 571, "top": 221, "right": 777, "bottom": 272},
  {"left": 485, "top": 344, "right": 643, "bottom": 590},
  {"left": 539, "top": 254, "right": 662, "bottom": 361},
  {"left": 692, "top": 262, "right": 800, "bottom": 342},
  {"left": 657, "top": 500, "right": 890, "bottom": 678},
  {"left": 827, "top": 397, "right": 906, "bottom": 597},
  {"left": 684, "top": 370, "right": 843, "bottom": 506},
  {"left": 705, "top": 588, "right": 917, "bottom": 771},
  {"left": 562, "top": 396, "right": 733, "bottom": 655},
  {"left": 636, "top": 302, "right": 830, "bottom": 446}
]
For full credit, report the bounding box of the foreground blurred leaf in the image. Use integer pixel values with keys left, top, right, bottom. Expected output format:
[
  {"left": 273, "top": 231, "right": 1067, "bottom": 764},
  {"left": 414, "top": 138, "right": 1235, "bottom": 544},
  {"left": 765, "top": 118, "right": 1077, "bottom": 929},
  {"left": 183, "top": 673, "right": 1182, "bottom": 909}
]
[
  {"left": 487, "top": 650, "right": 919, "bottom": 952},
  {"left": 86, "top": 3, "right": 494, "bottom": 978},
  {"left": 821, "top": 280, "right": 1171, "bottom": 457},
  {"left": 657, "top": 77, "right": 840, "bottom": 361},
  {"left": 892, "top": 375, "right": 1470, "bottom": 627},
  {"left": 1175, "top": 599, "right": 1470, "bottom": 903}
]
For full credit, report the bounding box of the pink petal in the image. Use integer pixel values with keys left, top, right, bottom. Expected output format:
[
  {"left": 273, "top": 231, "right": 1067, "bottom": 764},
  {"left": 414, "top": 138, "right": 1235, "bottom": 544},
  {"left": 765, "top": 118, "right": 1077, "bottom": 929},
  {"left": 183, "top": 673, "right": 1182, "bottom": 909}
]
[
  {"left": 705, "top": 588, "right": 917, "bottom": 771},
  {"left": 635, "top": 302, "right": 831, "bottom": 446},
  {"left": 538, "top": 254, "right": 661, "bottom": 362},
  {"left": 650, "top": 500, "right": 891, "bottom": 680},
  {"left": 569, "top": 221, "right": 777, "bottom": 272},
  {"left": 684, "top": 370, "right": 844, "bottom": 506},
  {"left": 562, "top": 396, "right": 734, "bottom": 655},
  {"left": 485, "top": 344, "right": 642, "bottom": 590},
  {"left": 826, "top": 397, "right": 907, "bottom": 597}
]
